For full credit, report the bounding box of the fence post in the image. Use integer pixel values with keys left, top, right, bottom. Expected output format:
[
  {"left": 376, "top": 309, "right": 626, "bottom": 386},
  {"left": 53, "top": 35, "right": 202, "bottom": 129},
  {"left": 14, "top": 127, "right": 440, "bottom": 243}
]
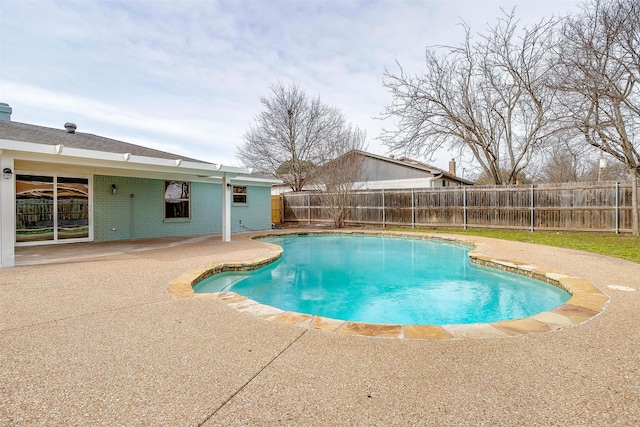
[
  {"left": 382, "top": 189, "right": 386, "bottom": 228},
  {"left": 463, "top": 187, "right": 467, "bottom": 230},
  {"left": 615, "top": 181, "right": 619, "bottom": 234},
  {"left": 530, "top": 184, "right": 535, "bottom": 232},
  {"left": 307, "top": 193, "right": 311, "bottom": 224},
  {"left": 411, "top": 189, "right": 415, "bottom": 228}
]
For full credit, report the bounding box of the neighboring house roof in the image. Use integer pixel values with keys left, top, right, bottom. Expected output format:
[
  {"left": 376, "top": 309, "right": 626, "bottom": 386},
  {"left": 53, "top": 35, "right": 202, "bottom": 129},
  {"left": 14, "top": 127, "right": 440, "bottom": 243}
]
[
  {"left": 0, "top": 121, "right": 206, "bottom": 164},
  {"left": 352, "top": 150, "right": 474, "bottom": 185},
  {"left": 272, "top": 150, "right": 473, "bottom": 193}
]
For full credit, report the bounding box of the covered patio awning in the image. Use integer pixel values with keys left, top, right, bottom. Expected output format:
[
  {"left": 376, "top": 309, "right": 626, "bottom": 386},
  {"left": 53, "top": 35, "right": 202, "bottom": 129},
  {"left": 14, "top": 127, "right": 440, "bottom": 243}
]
[{"left": 0, "top": 137, "right": 278, "bottom": 267}]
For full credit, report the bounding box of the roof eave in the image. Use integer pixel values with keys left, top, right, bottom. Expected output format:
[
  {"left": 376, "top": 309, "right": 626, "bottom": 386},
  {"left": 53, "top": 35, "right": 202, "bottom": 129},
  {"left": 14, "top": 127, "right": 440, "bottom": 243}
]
[
  {"left": 223, "top": 175, "right": 282, "bottom": 186},
  {"left": 1, "top": 138, "right": 250, "bottom": 178}
]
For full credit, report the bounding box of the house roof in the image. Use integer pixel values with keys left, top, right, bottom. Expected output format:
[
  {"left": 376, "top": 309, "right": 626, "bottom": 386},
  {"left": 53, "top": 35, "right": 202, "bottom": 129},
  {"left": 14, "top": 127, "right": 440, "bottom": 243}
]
[
  {"left": 0, "top": 119, "right": 287, "bottom": 186},
  {"left": 352, "top": 150, "right": 475, "bottom": 185},
  {"left": 0, "top": 120, "right": 207, "bottom": 164}
]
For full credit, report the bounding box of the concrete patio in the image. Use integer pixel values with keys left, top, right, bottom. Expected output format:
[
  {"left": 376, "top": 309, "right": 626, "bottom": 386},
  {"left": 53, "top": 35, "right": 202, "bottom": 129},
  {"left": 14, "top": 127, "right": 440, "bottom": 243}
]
[{"left": 1, "top": 230, "right": 639, "bottom": 426}]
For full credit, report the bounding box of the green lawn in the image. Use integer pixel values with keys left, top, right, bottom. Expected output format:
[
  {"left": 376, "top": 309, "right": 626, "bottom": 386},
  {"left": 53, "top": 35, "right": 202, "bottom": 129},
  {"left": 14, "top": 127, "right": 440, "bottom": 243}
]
[{"left": 393, "top": 227, "right": 640, "bottom": 264}]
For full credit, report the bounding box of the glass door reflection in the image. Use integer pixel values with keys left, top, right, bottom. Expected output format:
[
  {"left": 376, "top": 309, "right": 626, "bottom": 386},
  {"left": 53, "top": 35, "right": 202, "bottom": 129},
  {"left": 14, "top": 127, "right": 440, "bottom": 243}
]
[
  {"left": 57, "top": 177, "right": 89, "bottom": 239},
  {"left": 16, "top": 175, "right": 55, "bottom": 242},
  {"left": 16, "top": 175, "right": 90, "bottom": 243}
]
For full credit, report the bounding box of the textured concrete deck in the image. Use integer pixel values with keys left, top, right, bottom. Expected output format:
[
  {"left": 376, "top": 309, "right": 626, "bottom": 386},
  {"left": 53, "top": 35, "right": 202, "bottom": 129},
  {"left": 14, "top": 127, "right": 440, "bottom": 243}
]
[{"left": 2, "top": 229, "right": 639, "bottom": 425}]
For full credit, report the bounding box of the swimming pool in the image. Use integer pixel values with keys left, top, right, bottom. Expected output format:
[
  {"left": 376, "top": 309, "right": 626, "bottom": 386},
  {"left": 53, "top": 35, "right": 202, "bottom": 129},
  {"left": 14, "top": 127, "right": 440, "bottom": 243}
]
[{"left": 194, "top": 234, "right": 571, "bottom": 325}]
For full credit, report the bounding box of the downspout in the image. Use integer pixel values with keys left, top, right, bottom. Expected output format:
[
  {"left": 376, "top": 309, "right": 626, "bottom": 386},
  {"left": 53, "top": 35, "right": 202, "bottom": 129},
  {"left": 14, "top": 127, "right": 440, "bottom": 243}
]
[{"left": 130, "top": 193, "right": 135, "bottom": 239}]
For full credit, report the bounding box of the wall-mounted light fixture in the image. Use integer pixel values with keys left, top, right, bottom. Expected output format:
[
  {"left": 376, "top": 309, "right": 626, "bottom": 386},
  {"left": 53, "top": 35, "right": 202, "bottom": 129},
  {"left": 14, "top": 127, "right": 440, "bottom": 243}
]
[
  {"left": 226, "top": 183, "right": 232, "bottom": 189},
  {"left": 2, "top": 167, "right": 13, "bottom": 180},
  {"left": 111, "top": 184, "right": 117, "bottom": 195}
]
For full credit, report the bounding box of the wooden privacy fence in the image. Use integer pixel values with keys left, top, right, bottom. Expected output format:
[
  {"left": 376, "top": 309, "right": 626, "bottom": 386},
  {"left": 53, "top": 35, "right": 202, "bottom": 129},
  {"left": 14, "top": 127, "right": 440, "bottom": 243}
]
[{"left": 282, "top": 181, "right": 640, "bottom": 233}]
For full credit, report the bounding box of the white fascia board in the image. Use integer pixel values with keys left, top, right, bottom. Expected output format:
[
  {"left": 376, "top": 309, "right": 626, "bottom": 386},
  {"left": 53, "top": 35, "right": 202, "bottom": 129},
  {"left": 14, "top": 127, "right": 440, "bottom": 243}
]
[
  {"left": 1, "top": 139, "right": 62, "bottom": 154},
  {"left": 0, "top": 138, "right": 250, "bottom": 177},
  {"left": 217, "top": 164, "right": 250, "bottom": 174},
  {"left": 198, "top": 164, "right": 249, "bottom": 180},
  {"left": 208, "top": 175, "right": 282, "bottom": 187},
  {"left": 231, "top": 176, "right": 282, "bottom": 186},
  {"left": 15, "top": 159, "right": 221, "bottom": 183},
  {"left": 10, "top": 149, "right": 217, "bottom": 177}
]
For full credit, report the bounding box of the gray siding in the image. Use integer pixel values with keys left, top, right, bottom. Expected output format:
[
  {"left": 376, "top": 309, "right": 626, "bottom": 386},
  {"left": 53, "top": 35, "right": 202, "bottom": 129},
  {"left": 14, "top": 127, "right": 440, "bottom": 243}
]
[{"left": 359, "top": 157, "right": 436, "bottom": 181}]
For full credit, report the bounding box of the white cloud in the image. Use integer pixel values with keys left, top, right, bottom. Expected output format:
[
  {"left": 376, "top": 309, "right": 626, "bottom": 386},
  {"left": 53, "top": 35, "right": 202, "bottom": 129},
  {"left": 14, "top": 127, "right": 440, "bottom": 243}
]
[{"left": 1, "top": 0, "right": 581, "bottom": 171}]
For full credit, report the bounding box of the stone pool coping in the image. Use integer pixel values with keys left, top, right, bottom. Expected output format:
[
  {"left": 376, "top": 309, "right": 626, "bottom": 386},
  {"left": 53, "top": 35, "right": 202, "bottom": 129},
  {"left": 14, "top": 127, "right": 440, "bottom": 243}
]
[{"left": 167, "top": 230, "right": 608, "bottom": 339}]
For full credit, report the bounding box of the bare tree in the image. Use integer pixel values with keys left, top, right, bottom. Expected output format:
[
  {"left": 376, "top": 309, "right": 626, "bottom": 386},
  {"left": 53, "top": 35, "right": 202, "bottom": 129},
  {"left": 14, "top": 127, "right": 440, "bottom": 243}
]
[
  {"left": 582, "top": 154, "right": 629, "bottom": 181},
  {"left": 237, "top": 82, "right": 347, "bottom": 192},
  {"left": 536, "top": 131, "right": 597, "bottom": 183},
  {"left": 309, "top": 127, "right": 367, "bottom": 228},
  {"left": 473, "top": 168, "right": 531, "bottom": 185},
  {"left": 542, "top": 148, "right": 582, "bottom": 183},
  {"left": 538, "top": 141, "right": 629, "bottom": 183},
  {"left": 381, "top": 10, "right": 559, "bottom": 185},
  {"left": 553, "top": 0, "right": 640, "bottom": 234}
]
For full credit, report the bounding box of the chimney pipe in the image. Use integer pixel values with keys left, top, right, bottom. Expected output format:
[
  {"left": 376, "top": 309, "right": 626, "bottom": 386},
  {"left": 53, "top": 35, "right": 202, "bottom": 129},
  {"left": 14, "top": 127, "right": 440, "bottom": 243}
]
[
  {"left": 449, "top": 159, "right": 456, "bottom": 176},
  {"left": 64, "top": 122, "right": 77, "bottom": 134},
  {"left": 0, "top": 103, "right": 12, "bottom": 121}
]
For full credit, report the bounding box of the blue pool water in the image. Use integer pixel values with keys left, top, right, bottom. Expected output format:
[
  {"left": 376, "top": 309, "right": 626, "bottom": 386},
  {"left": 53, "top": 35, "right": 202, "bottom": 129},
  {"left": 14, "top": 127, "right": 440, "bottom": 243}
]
[{"left": 194, "top": 234, "right": 570, "bottom": 325}]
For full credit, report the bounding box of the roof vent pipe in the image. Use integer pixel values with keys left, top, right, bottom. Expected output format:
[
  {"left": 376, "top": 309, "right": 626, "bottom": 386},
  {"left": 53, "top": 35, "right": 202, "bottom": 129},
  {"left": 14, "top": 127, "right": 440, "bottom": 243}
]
[
  {"left": 64, "top": 122, "right": 77, "bottom": 133},
  {"left": 0, "top": 103, "right": 12, "bottom": 121}
]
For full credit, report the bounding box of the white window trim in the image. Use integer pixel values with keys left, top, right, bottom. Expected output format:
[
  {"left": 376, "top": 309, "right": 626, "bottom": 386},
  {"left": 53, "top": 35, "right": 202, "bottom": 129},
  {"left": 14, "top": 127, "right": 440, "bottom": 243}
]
[{"left": 232, "top": 185, "right": 248, "bottom": 205}]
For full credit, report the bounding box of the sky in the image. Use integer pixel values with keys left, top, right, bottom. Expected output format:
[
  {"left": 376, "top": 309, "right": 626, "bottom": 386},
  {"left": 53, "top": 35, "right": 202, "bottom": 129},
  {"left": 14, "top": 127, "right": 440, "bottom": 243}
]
[{"left": 1, "top": 0, "right": 581, "bottom": 172}]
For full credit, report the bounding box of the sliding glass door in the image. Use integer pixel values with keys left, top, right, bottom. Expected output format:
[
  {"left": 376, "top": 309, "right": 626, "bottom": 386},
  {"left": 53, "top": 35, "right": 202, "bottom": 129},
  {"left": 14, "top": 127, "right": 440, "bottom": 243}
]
[
  {"left": 57, "top": 177, "right": 90, "bottom": 240},
  {"left": 16, "top": 175, "right": 90, "bottom": 244},
  {"left": 15, "top": 175, "right": 54, "bottom": 242}
]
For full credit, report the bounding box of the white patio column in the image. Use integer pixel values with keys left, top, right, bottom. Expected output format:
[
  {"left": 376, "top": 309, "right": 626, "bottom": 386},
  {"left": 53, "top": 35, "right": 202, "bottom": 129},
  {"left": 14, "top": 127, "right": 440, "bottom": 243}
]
[
  {"left": 0, "top": 152, "right": 16, "bottom": 267},
  {"left": 221, "top": 173, "right": 231, "bottom": 242}
]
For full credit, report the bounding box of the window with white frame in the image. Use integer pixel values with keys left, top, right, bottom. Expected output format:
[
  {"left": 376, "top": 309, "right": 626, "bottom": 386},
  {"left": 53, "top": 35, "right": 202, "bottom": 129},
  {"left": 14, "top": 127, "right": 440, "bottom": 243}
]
[
  {"left": 164, "top": 181, "right": 190, "bottom": 219},
  {"left": 232, "top": 185, "right": 247, "bottom": 204}
]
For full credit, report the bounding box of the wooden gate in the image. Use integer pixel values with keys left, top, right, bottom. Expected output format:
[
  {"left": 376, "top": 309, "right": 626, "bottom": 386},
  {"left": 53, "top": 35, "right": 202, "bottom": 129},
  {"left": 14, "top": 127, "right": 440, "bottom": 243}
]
[{"left": 271, "top": 195, "right": 284, "bottom": 224}]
